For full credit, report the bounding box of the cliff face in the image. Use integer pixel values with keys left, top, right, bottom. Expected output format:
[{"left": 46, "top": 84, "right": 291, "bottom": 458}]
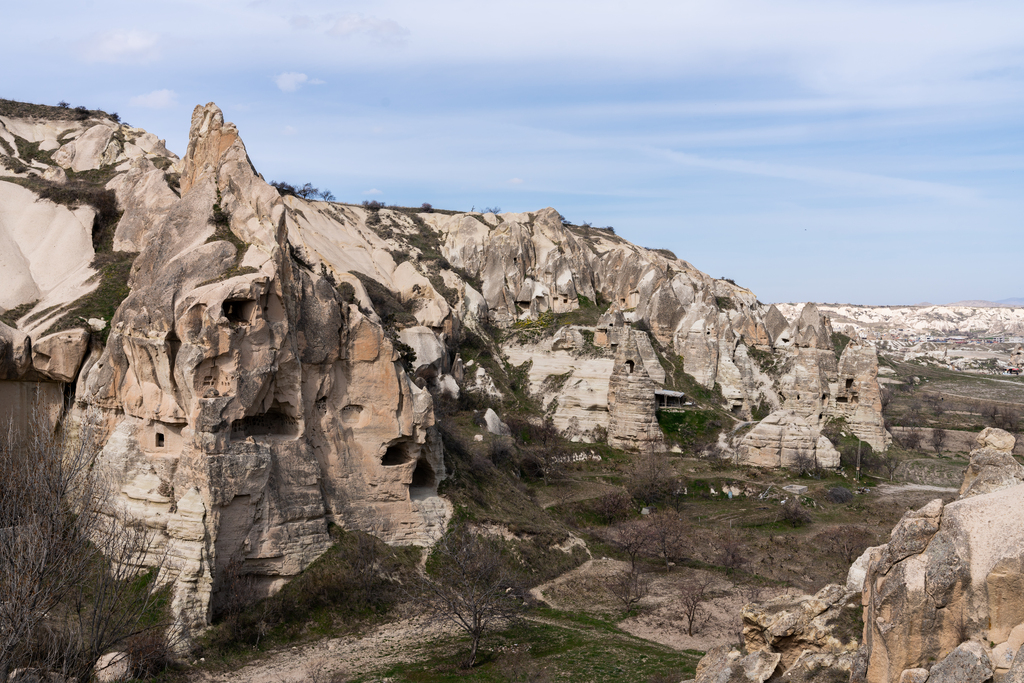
[{"left": 0, "top": 101, "right": 889, "bottom": 633}]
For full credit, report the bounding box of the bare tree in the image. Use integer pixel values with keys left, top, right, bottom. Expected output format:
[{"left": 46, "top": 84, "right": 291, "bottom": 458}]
[
  {"left": 677, "top": 573, "right": 716, "bottom": 636},
  {"left": 418, "top": 524, "right": 524, "bottom": 668},
  {"left": 822, "top": 525, "right": 874, "bottom": 566},
  {"left": 932, "top": 428, "right": 948, "bottom": 455},
  {"left": 607, "top": 567, "right": 651, "bottom": 613},
  {"left": 880, "top": 451, "right": 902, "bottom": 481},
  {"left": 645, "top": 510, "right": 690, "bottom": 572},
  {"left": 627, "top": 453, "right": 677, "bottom": 507},
  {"left": 899, "top": 427, "right": 922, "bottom": 451},
  {"left": 716, "top": 530, "right": 747, "bottom": 574},
  {"left": 0, "top": 413, "right": 167, "bottom": 682},
  {"left": 615, "top": 519, "right": 652, "bottom": 571}
]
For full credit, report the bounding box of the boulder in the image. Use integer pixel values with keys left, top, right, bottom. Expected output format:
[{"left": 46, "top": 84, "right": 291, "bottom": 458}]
[
  {"left": 861, "top": 484, "right": 1024, "bottom": 682},
  {"left": 742, "top": 584, "right": 860, "bottom": 671},
  {"left": 484, "top": 408, "right": 510, "bottom": 436},
  {"left": 977, "top": 426, "right": 1016, "bottom": 453},
  {"left": 1007, "top": 645, "right": 1024, "bottom": 683},
  {"left": 897, "top": 669, "right": 929, "bottom": 683},
  {"left": 94, "top": 651, "right": 129, "bottom": 682},
  {"left": 737, "top": 410, "right": 840, "bottom": 469},
  {"left": 686, "top": 646, "right": 780, "bottom": 683},
  {"left": 925, "top": 641, "right": 992, "bottom": 683},
  {"left": 31, "top": 328, "right": 90, "bottom": 382}
]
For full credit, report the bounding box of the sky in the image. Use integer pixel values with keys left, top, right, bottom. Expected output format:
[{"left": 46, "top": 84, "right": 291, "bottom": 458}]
[{"left": 3, "top": 0, "right": 1023, "bottom": 305}]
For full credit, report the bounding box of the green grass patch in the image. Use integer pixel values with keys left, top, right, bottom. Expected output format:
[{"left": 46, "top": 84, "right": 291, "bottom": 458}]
[
  {"left": 364, "top": 614, "right": 698, "bottom": 683},
  {"left": 42, "top": 251, "right": 138, "bottom": 342},
  {"left": 657, "top": 409, "right": 726, "bottom": 453},
  {"left": 0, "top": 299, "right": 39, "bottom": 328}
]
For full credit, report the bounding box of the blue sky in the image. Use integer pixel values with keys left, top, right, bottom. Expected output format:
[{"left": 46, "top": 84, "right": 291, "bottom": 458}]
[{"left": 4, "top": 0, "right": 1023, "bottom": 305}]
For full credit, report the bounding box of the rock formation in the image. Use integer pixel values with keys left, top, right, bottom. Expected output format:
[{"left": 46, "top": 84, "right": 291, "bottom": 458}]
[
  {"left": 858, "top": 428, "right": 1024, "bottom": 682},
  {"left": 737, "top": 410, "right": 840, "bottom": 469},
  {"left": 688, "top": 584, "right": 861, "bottom": 682},
  {"left": 606, "top": 328, "right": 664, "bottom": 452},
  {"left": 0, "top": 100, "right": 894, "bottom": 635},
  {"left": 830, "top": 341, "right": 890, "bottom": 451}
]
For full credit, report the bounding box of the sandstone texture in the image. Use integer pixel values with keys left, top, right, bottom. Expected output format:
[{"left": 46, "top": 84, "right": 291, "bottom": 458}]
[
  {"left": 693, "top": 584, "right": 860, "bottom": 681},
  {"left": 858, "top": 432, "right": 1024, "bottom": 682},
  {"left": 0, "top": 101, "right": 895, "bottom": 639}
]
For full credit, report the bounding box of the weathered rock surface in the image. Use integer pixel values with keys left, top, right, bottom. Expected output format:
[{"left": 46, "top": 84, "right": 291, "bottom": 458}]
[
  {"left": 925, "top": 641, "right": 992, "bottom": 683},
  {"left": 959, "top": 427, "right": 1024, "bottom": 499},
  {"left": 737, "top": 410, "right": 840, "bottom": 469},
  {"left": 860, "top": 465, "right": 1024, "bottom": 681},
  {"left": 743, "top": 584, "right": 860, "bottom": 670},
  {"left": 830, "top": 341, "right": 890, "bottom": 451},
  {"left": 606, "top": 329, "right": 664, "bottom": 452},
  {"left": 695, "top": 584, "right": 859, "bottom": 681},
  {"left": 684, "top": 646, "right": 781, "bottom": 683}
]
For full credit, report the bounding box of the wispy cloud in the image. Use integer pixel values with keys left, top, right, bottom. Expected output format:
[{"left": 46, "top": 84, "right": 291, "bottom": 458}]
[
  {"left": 508, "top": 178, "right": 524, "bottom": 185},
  {"left": 81, "top": 29, "right": 159, "bottom": 63},
  {"left": 362, "top": 188, "right": 383, "bottom": 195},
  {"left": 129, "top": 89, "right": 177, "bottom": 109},
  {"left": 328, "top": 13, "right": 409, "bottom": 44},
  {"left": 274, "top": 72, "right": 324, "bottom": 92},
  {"left": 655, "top": 148, "right": 978, "bottom": 203}
]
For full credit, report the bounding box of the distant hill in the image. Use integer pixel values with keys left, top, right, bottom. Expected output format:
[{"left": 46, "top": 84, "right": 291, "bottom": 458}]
[{"left": 947, "top": 299, "right": 1024, "bottom": 308}]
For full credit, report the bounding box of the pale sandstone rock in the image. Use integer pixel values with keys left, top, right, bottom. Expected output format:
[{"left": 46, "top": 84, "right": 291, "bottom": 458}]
[
  {"left": 53, "top": 123, "right": 117, "bottom": 172},
  {"left": 830, "top": 341, "right": 890, "bottom": 451},
  {"left": 743, "top": 584, "right": 859, "bottom": 671},
  {"left": 977, "top": 426, "right": 1016, "bottom": 453},
  {"left": 0, "top": 181, "right": 97, "bottom": 321},
  {"left": 897, "top": 669, "right": 929, "bottom": 683},
  {"left": 42, "top": 165, "right": 66, "bottom": 184},
  {"left": 94, "top": 651, "right": 129, "bottom": 683},
  {"left": 990, "top": 622, "right": 1024, "bottom": 670},
  {"left": 959, "top": 445, "right": 1024, "bottom": 499},
  {"left": 31, "top": 328, "right": 89, "bottom": 382},
  {"left": 484, "top": 408, "right": 511, "bottom": 436},
  {"left": 848, "top": 545, "right": 885, "bottom": 593},
  {"left": 606, "top": 328, "right": 664, "bottom": 452},
  {"left": 1007, "top": 645, "right": 1024, "bottom": 683},
  {"left": 861, "top": 484, "right": 1024, "bottom": 682},
  {"left": 70, "top": 104, "right": 449, "bottom": 637},
  {"left": 737, "top": 410, "right": 840, "bottom": 469},
  {"left": 687, "top": 646, "right": 780, "bottom": 683},
  {"left": 778, "top": 651, "right": 857, "bottom": 682}
]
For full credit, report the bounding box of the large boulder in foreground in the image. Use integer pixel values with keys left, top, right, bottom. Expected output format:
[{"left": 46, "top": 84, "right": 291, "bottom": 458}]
[{"left": 858, "top": 429, "right": 1024, "bottom": 682}]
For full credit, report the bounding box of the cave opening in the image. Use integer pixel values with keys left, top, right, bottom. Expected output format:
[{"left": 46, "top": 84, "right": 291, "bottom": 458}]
[
  {"left": 410, "top": 458, "right": 435, "bottom": 499},
  {"left": 382, "top": 441, "right": 416, "bottom": 466},
  {"left": 223, "top": 299, "right": 258, "bottom": 325}
]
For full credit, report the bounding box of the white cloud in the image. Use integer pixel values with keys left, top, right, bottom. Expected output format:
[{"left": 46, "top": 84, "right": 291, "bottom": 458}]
[
  {"left": 328, "top": 13, "right": 409, "bottom": 43},
  {"left": 275, "top": 72, "right": 308, "bottom": 92},
  {"left": 274, "top": 72, "right": 325, "bottom": 92},
  {"left": 362, "top": 188, "right": 383, "bottom": 195},
  {"left": 81, "top": 30, "right": 160, "bottom": 63},
  {"left": 129, "top": 89, "right": 177, "bottom": 109},
  {"left": 508, "top": 178, "right": 524, "bottom": 184}
]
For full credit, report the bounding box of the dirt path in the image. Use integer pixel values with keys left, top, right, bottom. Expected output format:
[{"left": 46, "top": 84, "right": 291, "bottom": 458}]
[
  {"left": 192, "top": 615, "right": 454, "bottom": 683},
  {"left": 873, "top": 483, "right": 958, "bottom": 497}
]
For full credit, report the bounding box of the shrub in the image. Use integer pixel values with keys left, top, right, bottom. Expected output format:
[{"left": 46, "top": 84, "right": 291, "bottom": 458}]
[
  {"left": 420, "top": 202, "right": 433, "bottom": 212},
  {"left": 780, "top": 498, "right": 812, "bottom": 527},
  {"left": 826, "top": 487, "right": 853, "bottom": 504}
]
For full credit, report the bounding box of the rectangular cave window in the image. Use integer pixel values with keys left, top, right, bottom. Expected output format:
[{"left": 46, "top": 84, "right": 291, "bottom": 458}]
[
  {"left": 845, "top": 378, "right": 854, "bottom": 389},
  {"left": 231, "top": 409, "right": 298, "bottom": 438},
  {"left": 836, "top": 396, "right": 849, "bottom": 403},
  {"left": 155, "top": 432, "right": 165, "bottom": 448}
]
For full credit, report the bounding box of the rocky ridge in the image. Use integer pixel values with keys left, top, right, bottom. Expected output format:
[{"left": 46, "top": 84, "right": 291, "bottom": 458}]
[
  {"left": 0, "top": 102, "right": 890, "bottom": 634},
  {"left": 777, "top": 302, "right": 1024, "bottom": 338}
]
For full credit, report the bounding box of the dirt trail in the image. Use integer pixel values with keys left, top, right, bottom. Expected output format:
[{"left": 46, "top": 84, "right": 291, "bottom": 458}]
[
  {"left": 192, "top": 616, "right": 453, "bottom": 683},
  {"left": 873, "top": 483, "right": 958, "bottom": 497}
]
